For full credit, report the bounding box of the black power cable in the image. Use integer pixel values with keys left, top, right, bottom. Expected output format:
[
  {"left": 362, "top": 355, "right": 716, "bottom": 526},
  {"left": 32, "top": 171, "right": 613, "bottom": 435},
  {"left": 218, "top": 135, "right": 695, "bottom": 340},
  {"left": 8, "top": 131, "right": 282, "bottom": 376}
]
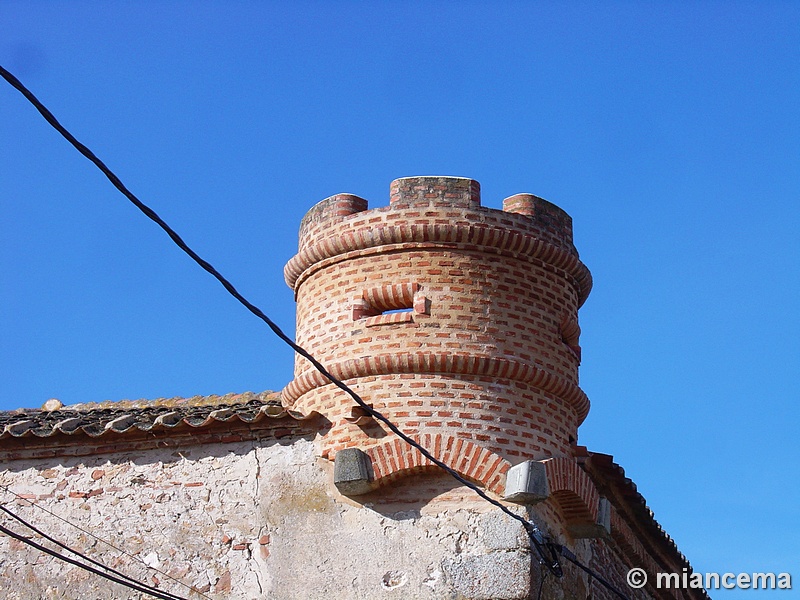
[
  {"left": 0, "top": 503, "right": 188, "bottom": 600},
  {"left": 556, "top": 544, "right": 630, "bottom": 600},
  {"left": 0, "top": 63, "right": 632, "bottom": 597},
  {"left": 536, "top": 567, "right": 549, "bottom": 600},
  {"left": 0, "top": 522, "right": 189, "bottom": 600},
  {"left": 0, "top": 484, "right": 213, "bottom": 600}
]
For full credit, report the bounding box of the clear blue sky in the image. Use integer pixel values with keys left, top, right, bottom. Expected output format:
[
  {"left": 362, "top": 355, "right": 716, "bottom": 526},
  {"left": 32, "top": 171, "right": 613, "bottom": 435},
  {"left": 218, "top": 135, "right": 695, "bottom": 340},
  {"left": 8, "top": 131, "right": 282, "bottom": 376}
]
[{"left": 1, "top": 2, "right": 798, "bottom": 596}]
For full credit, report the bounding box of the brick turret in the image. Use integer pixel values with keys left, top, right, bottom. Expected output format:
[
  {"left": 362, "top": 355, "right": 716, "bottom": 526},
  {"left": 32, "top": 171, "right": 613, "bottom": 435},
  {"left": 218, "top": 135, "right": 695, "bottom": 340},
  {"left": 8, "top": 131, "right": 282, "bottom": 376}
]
[{"left": 283, "top": 177, "right": 592, "bottom": 480}]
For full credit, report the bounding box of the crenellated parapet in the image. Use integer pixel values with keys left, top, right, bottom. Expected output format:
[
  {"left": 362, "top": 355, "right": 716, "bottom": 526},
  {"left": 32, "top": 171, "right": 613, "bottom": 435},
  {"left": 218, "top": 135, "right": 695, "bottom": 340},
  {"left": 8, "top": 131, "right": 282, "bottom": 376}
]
[
  {"left": 286, "top": 177, "right": 590, "bottom": 301},
  {"left": 388, "top": 175, "right": 481, "bottom": 208},
  {"left": 297, "top": 193, "right": 368, "bottom": 253}
]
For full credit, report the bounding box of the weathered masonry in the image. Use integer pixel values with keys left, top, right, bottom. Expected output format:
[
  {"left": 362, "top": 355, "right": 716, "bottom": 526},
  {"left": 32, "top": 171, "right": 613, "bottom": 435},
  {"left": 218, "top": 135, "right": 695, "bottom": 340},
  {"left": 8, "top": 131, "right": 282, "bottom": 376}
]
[{"left": 0, "top": 177, "right": 706, "bottom": 600}]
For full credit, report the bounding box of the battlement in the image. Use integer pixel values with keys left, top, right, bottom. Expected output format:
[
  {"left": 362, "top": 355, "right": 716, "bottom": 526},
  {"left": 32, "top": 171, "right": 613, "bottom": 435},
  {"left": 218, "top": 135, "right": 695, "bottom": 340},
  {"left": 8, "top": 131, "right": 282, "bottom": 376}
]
[
  {"left": 389, "top": 176, "right": 481, "bottom": 208},
  {"left": 284, "top": 176, "right": 592, "bottom": 466},
  {"left": 503, "top": 193, "right": 574, "bottom": 246},
  {"left": 288, "top": 176, "right": 588, "bottom": 302},
  {"left": 298, "top": 193, "right": 368, "bottom": 251}
]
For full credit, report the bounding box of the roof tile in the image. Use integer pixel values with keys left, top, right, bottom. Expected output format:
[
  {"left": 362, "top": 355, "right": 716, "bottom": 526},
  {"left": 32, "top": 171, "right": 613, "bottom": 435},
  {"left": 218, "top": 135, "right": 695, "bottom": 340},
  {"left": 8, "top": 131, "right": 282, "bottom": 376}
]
[{"left": 0, "top": 391, "right": 306, "bottom": 442}]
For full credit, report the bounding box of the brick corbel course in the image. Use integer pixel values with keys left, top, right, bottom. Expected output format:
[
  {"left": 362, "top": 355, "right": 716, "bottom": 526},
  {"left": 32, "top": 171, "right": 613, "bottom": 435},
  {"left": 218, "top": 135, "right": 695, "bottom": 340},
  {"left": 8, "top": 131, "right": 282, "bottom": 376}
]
[
  {"left": 354, "top": 433, "right": 512, "bottom": 495},
  {"left": 541, "top": 457, "right": 602, "bottom": 536},
  {"left": 609, "top": 507, "right": 665, "bottom": 590},
  {"left": 285, "top": 221, "right": 592, "bottom": 306},
  {"left": 282, "top": 352, "right": 590, "bottom": 424},
  {"left": 502, "top": 457, "right": 609, "bottom": 539}
]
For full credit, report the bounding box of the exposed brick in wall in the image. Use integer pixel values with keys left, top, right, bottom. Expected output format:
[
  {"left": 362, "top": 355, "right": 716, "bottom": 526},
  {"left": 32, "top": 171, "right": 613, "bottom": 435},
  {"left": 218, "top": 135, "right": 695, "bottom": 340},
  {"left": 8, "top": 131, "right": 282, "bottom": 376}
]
[
  {"left": 364, "top": 433, "right": 511, "bottom": 494},
  {"left": 542, "top": 456, "right": 600, "bottom": 527},
  {"left": 587, "top": 539, "right": 652, "bottom": 600},
  {"left": 282, "top": 176, "right": 592, "bottom": 466},
  {"left": 587, "top": 527, "right": 698, "bottom": 600},
  {"left": 308, "top": 374, "right": 579, "bottom": 463}
]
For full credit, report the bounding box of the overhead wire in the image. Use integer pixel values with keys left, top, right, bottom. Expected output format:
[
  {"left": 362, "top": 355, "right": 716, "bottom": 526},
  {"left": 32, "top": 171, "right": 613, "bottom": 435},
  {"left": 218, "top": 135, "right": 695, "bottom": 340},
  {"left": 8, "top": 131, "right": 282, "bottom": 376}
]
[
  {"left": 0, "top": 521, "right": 187, "bottom": 600},
  {"left": 0, "top": 63, "right": 631, "bottom": 598},
  {"left": 0, "top": 484, "right": 213, "bottom": 600},
  {"left": 536, "top": 567, "right": 549, "bottom": 600},
  {"left": 0, "top": 502, "right": 192, "bottom": 600}
]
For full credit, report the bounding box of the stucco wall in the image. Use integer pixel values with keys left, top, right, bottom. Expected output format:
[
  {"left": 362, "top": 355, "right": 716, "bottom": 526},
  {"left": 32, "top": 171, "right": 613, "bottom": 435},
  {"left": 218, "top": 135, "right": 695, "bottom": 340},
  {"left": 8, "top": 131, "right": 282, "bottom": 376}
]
[{"left": 0, "top": 438, "right": 563, "bottom": 600}]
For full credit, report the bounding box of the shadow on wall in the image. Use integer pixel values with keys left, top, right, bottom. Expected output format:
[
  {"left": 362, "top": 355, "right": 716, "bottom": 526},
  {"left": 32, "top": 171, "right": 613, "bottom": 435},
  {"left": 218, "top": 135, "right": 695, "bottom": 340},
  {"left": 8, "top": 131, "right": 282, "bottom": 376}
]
[
  {"left": 343, "top": 470, "right": 491, "bottom": 520},
  {"left": 0, "top": 422, "right": 326, "bottom": 473}
]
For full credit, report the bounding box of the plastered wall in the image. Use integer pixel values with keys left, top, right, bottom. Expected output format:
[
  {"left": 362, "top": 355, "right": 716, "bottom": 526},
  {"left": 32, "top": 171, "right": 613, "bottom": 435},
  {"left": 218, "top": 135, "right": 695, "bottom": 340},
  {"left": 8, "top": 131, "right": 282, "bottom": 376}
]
[{"left": 0, "top": 439, "right": 601, "bottom": 600}]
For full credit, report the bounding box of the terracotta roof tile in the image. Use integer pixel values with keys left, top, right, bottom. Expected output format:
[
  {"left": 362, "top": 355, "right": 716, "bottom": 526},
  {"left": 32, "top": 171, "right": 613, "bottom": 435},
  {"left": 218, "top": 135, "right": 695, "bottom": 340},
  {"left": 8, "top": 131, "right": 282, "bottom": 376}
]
[
  {"left": 0, "top": 391, "right": 306, "bottom": 441},
  {"left": 586, "top": 451, "right": 710, "bottom": 599}
]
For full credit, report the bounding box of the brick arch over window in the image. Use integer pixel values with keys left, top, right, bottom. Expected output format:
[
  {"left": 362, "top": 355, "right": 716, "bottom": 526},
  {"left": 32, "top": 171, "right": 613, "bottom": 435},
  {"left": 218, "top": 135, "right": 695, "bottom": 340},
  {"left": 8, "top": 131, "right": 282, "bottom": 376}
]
[
  {"left": 364, "top": 434, "right": 511, "bottom": 495},
  {"left": 542, "top": 457, "right": 599, "bottom": 527}
]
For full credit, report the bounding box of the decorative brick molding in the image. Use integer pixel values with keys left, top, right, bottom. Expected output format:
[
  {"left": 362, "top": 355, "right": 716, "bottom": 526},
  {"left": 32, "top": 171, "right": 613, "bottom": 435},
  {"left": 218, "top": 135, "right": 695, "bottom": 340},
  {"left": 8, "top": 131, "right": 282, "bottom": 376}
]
[
  {"left": 560, "top": 315, "right": 582, "bottom": 363},
  {"left": 541, "top": 457, "right": 601, "bottom": 535},
  {"left": 282, "top": 352, "right": 589, "bottom": 422},
  {"left": 285, "top": 221, "right": 591, "bottom": 303},
  {"left": 363, "top": 433, "right": 511, "bottom": 495}
]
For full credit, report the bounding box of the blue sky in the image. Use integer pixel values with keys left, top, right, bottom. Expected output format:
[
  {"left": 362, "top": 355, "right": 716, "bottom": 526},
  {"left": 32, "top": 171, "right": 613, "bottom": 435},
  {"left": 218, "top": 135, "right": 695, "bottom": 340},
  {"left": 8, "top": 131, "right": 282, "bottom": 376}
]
[{"left": 1, "top": 1, "right": 798, "bottom": 596}]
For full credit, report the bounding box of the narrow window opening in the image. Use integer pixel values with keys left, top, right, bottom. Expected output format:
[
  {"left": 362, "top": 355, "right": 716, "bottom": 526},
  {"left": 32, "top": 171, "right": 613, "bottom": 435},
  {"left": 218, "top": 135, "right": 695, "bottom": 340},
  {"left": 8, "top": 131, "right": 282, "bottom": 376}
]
[
  {"left": 382, "top": 307, "right": 414, "bottom": 315},
  {"left": 353, "top": 282, "right": 427, "bottom": 327}
]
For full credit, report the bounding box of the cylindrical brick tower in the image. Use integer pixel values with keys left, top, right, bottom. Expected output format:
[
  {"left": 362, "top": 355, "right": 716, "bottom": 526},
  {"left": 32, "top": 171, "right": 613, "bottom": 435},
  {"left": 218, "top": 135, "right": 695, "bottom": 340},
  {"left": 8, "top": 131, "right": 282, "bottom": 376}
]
[{"left": 283, "top": 177, "right": 592, "bottom": 466}]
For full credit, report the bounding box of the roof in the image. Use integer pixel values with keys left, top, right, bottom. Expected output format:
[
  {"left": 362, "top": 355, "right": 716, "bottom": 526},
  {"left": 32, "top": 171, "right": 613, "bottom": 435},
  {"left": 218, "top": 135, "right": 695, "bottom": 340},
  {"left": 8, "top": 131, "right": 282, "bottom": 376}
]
[
  {"left": 584, "top": 450, "right": 710, "bottom": 600},
  {"left": 0, "top": 391, "right": 309, "bottom": 441}
]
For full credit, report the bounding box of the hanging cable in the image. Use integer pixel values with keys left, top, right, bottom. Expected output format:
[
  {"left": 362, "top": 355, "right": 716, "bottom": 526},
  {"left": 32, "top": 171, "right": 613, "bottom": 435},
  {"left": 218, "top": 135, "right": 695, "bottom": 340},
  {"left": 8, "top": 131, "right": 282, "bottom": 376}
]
[
  {"left": 0, "top": 484, "right": 213, "bottom": 600},
  {"left": 0, "top": 503, "right": 188, "bottom": 600},
  {"left": 0, "top": 521, "right": 190, "bottom": 600},
  {"left": 536, "top": 567, "right": 549, "bottom": 600},
  {"left": 0, "top": 64, "right": 633, "bottom": 594},
  {"left": 555, "top": 544, "right": 630, "bottom": 600}
]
